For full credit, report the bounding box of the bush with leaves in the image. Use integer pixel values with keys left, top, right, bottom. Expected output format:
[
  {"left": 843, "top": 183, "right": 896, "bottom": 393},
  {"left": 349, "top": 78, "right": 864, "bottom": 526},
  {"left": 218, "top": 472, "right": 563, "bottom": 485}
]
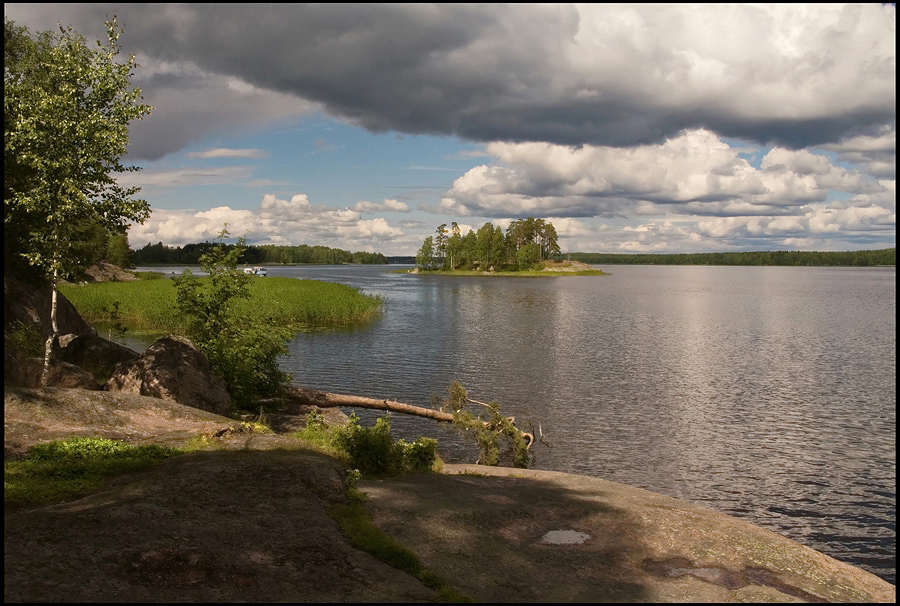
[
  {"left": 298, "top": 410, "right": 438, "bottom": 478},
  {"left": 173, "top": 229, "right": 292, "bottom": 411},
  {"left": 334, "top": 415, "right": 403, "bottom": 477}
]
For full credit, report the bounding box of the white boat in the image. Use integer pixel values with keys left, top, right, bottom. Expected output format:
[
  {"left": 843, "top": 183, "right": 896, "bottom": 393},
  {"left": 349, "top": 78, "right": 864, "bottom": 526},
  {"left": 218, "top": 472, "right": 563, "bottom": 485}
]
[{"left": 242, "top": 266, "right": 268, "bottom": 276}]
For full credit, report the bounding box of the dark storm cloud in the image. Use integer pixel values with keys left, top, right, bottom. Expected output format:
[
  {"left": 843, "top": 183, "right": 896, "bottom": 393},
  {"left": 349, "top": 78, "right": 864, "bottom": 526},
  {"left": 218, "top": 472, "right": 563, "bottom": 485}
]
[{"left": 6, "top": 4, "right": 895, "bottom": 160}]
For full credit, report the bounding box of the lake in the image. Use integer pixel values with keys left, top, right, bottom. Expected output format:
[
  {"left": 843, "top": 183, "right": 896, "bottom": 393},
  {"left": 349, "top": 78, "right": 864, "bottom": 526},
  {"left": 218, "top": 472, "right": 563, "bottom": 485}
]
[{"left": 133, "top": 263, "right": 896, "bottom": 584}]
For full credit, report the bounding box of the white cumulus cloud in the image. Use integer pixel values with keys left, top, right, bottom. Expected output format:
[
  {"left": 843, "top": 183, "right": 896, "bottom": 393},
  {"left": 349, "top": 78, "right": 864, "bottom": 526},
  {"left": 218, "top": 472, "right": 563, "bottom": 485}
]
[
  {"left": 351, "top": 199, "right": 411, "bottom": 213},
  {"left": 129, "top": 193, "right": 410, "bottom": 253},
  {"left": 439, "top": 129, "right": 887, "bottom": 218}
]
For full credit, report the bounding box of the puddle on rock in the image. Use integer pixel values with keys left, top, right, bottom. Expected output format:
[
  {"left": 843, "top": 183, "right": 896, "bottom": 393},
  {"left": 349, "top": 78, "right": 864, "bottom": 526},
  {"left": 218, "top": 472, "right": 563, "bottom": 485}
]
[{"left": 540, "top": 530, "right": 590, "bottom": 545}]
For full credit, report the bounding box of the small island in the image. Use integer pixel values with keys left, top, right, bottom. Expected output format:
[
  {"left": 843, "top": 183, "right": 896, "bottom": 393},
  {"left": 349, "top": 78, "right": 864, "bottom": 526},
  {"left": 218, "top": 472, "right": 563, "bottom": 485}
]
[
  {"left": 409, "top": 218, "right": 606, "bottom": 276},
  {"left": 407, "top": 259, "right": 605, "bottom": 276}
]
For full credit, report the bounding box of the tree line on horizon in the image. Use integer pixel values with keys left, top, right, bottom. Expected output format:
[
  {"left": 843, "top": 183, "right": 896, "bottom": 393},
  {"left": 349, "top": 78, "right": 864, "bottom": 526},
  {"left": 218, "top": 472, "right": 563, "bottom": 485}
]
[
  {"left": 131, "top": 241, "right": 388, "bottom": 266},
  {"left": 565, "top": 248, "right": 895, "bottom": 267}
]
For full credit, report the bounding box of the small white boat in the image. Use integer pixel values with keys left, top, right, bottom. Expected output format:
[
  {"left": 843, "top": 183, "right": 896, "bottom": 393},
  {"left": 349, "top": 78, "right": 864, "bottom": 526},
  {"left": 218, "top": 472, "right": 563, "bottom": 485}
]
[{"left": 242, "top": 266, "right": 268, "bottom": 276}]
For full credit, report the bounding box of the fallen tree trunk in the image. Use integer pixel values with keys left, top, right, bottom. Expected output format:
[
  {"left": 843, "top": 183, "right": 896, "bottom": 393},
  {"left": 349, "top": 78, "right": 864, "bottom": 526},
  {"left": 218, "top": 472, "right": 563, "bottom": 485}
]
[
  {"left": 284, "top": 385, "right": 454, "bottom": 421},
  {"left": 282, "top": 385, "right": 533, "bottom": 448}
]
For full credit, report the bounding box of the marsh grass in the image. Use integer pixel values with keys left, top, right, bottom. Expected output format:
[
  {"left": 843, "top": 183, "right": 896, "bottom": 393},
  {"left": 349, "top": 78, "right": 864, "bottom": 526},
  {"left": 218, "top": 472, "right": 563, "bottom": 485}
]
[
  {"left": 4, "top": 437, "right": 181, "bottom": 505},
  {"left": 134, "top": 270, "right": 166, "bottom": 280},
  {"left": 58, "top": 278, "right": 184, "bottom": 331},
  {"left": 58, "top": 276, "right": 384, "bottom": 334}
]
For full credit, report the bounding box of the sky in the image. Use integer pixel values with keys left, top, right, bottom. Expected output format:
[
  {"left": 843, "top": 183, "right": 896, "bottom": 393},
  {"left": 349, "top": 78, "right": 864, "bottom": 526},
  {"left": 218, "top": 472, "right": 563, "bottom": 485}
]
[{"left": 5, "top": 3, "right": 896, "bottom": 256}]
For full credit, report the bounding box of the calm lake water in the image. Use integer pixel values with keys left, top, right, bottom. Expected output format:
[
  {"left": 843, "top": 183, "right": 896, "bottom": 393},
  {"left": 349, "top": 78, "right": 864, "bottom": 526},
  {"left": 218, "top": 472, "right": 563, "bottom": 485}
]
[{"left": 133, "top": 264, "right": 896, "bottom": 584}]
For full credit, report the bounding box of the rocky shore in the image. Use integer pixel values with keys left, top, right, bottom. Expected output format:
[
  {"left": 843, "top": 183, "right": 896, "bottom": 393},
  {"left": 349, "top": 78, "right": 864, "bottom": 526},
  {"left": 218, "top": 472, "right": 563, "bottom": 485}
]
[{"left": 4, "top": 387, "right": 895, "bottom": 603}]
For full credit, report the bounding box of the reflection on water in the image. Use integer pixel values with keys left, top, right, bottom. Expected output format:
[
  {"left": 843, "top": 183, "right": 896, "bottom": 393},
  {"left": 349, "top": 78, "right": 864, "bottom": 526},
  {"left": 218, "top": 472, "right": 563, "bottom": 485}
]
[
  {"left": 132, "top": 264, "right": 895, "bottom": 583},
  {"left": 280, "top": 265, "right": 895, "bottom": 584}
]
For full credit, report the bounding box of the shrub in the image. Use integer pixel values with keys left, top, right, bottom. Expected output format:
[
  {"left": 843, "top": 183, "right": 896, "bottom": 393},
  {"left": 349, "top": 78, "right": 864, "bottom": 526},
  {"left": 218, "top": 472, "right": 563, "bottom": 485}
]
[
  {"left": 173, "top": 230, "right": 292, "bottom": 411},
  {"left": 398, "top": 437, "right": 439, "bottom": 474},
  {"left": 334, "top": 414, "right": 404, "bottom": 477},
  {"left": 296, "top": 411, "right": 438, "bottom": 478}
]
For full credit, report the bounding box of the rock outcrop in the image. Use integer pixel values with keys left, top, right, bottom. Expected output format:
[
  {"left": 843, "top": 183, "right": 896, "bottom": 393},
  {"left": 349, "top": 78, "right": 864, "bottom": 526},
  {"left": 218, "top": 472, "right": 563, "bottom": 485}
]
[
  {"left": 82, "top": 262, "right": 138, "bottom": 283},
  {"left": 59, "top": 334, "right": 141, "bottom": 383},
  {"left": 105, "top": 335, "right": 232, "bottom": 416},
  {"left": 7, "top": 357, "right": 101, "bottom": 390},
  {"left": 5, "top": 274, "right": 233, "bottom": 414},
  {"left": 3, "top": 276, "right": 97, "bottom": 339}
]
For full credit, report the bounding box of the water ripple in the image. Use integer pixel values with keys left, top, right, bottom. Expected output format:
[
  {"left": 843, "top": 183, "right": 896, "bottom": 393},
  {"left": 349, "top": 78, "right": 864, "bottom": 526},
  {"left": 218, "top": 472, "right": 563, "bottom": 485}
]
[{"left": 279, "top": 265, "right": 895, "bottom": 584}]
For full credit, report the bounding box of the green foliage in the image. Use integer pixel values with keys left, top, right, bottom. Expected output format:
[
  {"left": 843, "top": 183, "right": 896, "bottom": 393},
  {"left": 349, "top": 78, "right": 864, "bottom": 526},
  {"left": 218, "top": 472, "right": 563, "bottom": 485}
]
[
  {"left": 411, "top": 266, "right": 605, "bottom": 277},
  {"left": 5, "top": 320, "right": 44, "bottom": 358},
  {"left": 515, "top": 241, "right": 541, "bottom": 269},
  {"left": 65, "top": 215, "right": 114, "bottom": 276},
  {"left": 334, "top": 414, "right": 439, "bottom": 478},
  {"left": 203, "top": 318, "right": 293, "bottom": 409},
  {"left": 439, "top": 380, "right": 532, "bottom": 468},
  {"left": 507, "top": 217, "right": 559, "bottom": 264},
  {"left": 173, "top": 229, "right": 292, "bottom": 410},
  {"left": 131, "top": 240, "right": 388, "bottom": 266},
  {"left": 565, "top": 248, "right": 896, "bottom": 267},
  {"left": 100, "top": 300, "right": 129, "bottom": 341},
  {"left": 415, "top": 218, "right": 561, "bottom": 271},
  {"left": 105, "top": 232, "right": 133, "bottom": 268},
  {"left": 434, "top": 224, "right": 448, "bottom": 268},
  {"left": 4, "top": 437, "right": 180, "bottom": 505},
  {"left": 59, "top": 274, "right": 384, "bottom": 333},
  {"left": 296, "top": 411, "right": 438, "bottom": 479},
  {"left": 416, "top": 235, "right": 436, "bottom": 270},
  {"left": 4, "top": 16, "right": 152, "bottom": 282},
  {"left": 343, "top": 468, "right": 367, "bottom": 504},
  {"left": 399, "top": 436, "right": 440, "bottom": 474},
  {"left": 333, "top": 415, "right": 403, "bottom": 477}
]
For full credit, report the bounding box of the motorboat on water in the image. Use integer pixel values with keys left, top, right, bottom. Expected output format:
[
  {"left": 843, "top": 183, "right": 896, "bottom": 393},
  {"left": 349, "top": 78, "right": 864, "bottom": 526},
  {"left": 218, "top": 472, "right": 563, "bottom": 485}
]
[{"left": 242, "top": 266, "right": 268, "bottom": 276}]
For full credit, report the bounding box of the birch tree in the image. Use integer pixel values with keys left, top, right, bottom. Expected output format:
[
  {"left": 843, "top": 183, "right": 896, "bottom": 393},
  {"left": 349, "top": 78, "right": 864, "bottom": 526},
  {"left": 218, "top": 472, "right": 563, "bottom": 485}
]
[{"left": 4, "top": 17, "right": 152, "bottom": 382}]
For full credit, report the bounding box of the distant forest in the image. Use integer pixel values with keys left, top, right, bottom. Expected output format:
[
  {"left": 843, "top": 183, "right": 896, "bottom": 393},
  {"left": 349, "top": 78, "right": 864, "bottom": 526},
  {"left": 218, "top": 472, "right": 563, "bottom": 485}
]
[
  {"left": 131, "top": 241, "right": 895, "bottom": 268},
  {"left": 131, "top": 241, "right": 388, "bottom": 265},
  {"left": 565, "top": 248, "right": 895, "bottom": 267}
]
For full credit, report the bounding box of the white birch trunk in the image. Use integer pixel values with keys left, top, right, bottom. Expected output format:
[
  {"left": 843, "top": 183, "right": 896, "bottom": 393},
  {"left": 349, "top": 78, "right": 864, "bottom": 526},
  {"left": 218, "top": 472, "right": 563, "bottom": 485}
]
[{"left": 41, "top": 268, "right": 60, "bottom": 386}]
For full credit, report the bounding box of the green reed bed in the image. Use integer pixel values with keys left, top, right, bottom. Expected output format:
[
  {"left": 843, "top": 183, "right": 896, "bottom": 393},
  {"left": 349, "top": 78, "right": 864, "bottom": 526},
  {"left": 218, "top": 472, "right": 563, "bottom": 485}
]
[
  {"left": 59, "top": 276, "right": 384, "bottom": 334},
  {"left": 242, "top": 278, "right": 384, "bottom": 327},
  {"left": 59, "top": 278, "right": 184, "bottom": 332}
]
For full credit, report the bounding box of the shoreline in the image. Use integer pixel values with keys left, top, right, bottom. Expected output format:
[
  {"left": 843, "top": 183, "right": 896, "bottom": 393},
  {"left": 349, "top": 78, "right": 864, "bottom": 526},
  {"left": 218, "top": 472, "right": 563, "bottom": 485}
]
[{"left": 396, "top": 260, "right": 607, "bottom": 276}]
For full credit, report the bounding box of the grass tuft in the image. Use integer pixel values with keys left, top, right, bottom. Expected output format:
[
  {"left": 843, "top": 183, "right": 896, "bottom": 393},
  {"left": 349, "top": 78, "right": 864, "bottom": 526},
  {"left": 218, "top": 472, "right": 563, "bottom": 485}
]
[
  {"left": 327, "top": 501, "right": 473, "bottom": 602},
  {"left": 4, "top": 437, "right": 181, "bottom": 505}
]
